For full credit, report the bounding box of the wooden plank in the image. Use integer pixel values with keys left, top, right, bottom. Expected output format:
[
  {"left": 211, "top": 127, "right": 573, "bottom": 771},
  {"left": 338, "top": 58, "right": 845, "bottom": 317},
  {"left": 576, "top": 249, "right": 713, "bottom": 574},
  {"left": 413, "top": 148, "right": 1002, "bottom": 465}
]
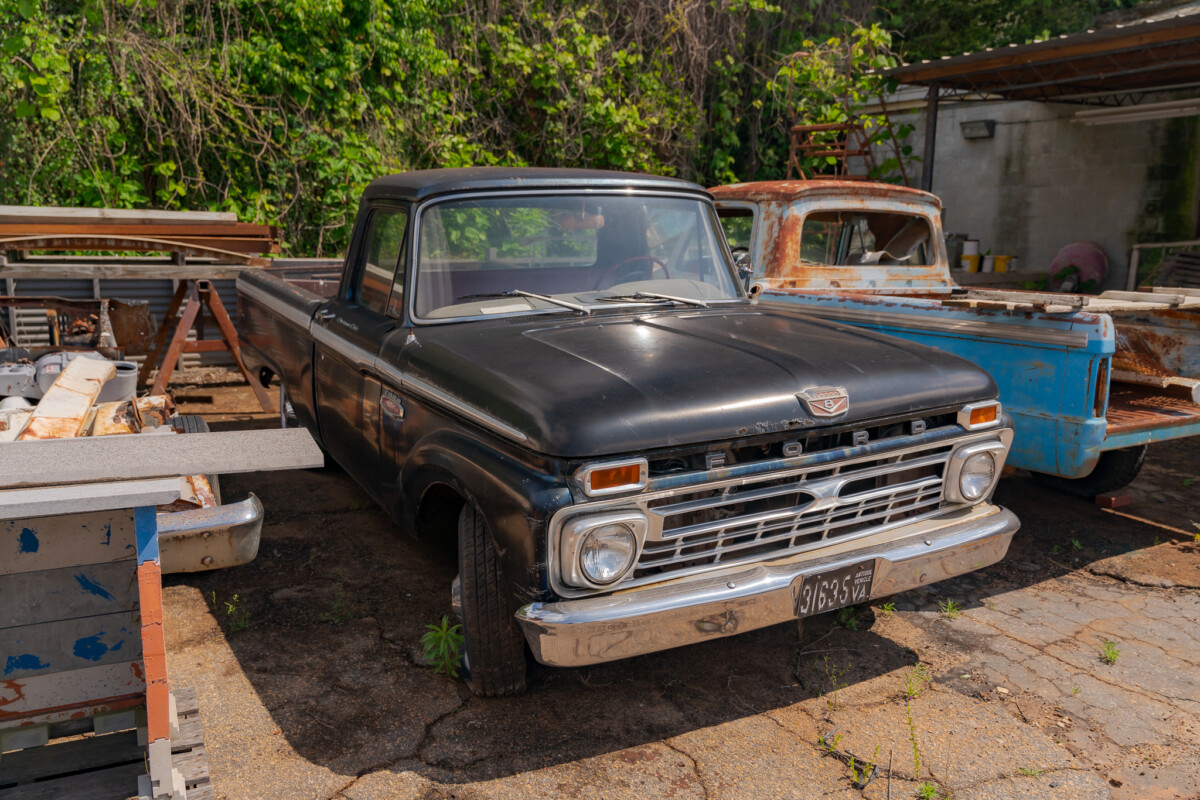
[
  {"left": 0, "top": 664, "right": 143, "bottom": 730},
  {"left": 173, "top": 744, "right": 210, "bottom": 785},
  {"left": 0, "top": 205, "right": 237, "bottom": 226},
  {"left": 0, "top": 479, "right": 179, "bottom": 519},
  {"left": 0, "top": 236, "right": 278, "bottom": 256},
  {"left": 18, "top": 357, "right": 115, "bottom": 441},
  {"left": 173, "top": 686, "right": 198, "bottom": 716},
  {"left": 0, "top": 730, "right": 141, "bottom": 785},
  {"left": 0, "top": 222, "right": 271, "bottom": 238},
  {"left": 0, "top": 561, "right": 138, "bottom": 629},
  {"left": 0, "top": 263, "right": 254, "bottom": 280},
  {"left": 172, "top": 715, "right": 204, "bottom": 751},
  {"left": 0, "top": 611, "right": 142, "bottom": 679},
  {"left": 0, "top": 759, "right": 143, "bottom": 800},
  {"left": 1, "top": 509, "right": 135, "bottom": 576},
  {"left": 0, "top": 428, "right": 324, "bottom": 489}
]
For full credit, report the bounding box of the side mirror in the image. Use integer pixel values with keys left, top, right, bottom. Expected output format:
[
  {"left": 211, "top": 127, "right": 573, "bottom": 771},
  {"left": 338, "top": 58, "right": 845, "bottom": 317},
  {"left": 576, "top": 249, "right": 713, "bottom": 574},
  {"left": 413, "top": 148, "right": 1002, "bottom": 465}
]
[{"left": 732, "top": 249, "right": 753, "bottom": 288}]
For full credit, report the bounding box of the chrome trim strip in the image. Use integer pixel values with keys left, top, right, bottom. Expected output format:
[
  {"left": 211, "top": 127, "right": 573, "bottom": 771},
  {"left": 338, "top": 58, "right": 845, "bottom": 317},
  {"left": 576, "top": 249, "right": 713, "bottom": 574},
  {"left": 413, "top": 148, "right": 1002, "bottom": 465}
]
[
  {"left": 760, "top": 296, "right": 1094, "bottom": 348},
  {"left": 237, "top": 279, "right": 315, "bottom": 330},
  {"left": 158, "top": 494, "right": 265, "bottom": 574},
  {"left": 517, "top": 504, "right": 1019, "bottom": 667},
  {"left": 399, "top": 372, "right": 531, "bottom": 443}
]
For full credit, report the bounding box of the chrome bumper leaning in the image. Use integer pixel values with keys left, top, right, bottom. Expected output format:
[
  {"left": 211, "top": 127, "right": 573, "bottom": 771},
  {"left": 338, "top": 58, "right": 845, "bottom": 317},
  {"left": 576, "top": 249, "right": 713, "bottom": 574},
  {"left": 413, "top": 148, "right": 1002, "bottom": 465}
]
[
  {"left": 516, "top": 504, "right": 1018, "bottom": 667},
  {"left": 157, "top": 494, "right": 265, "bottom": 574}
]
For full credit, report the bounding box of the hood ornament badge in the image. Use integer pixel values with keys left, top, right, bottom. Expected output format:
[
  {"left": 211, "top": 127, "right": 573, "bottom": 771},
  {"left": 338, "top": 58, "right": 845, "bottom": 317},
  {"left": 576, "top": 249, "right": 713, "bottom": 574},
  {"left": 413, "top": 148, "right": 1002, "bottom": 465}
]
[{"left": 798, "top": 386, "right": 849, "bottom": 418}]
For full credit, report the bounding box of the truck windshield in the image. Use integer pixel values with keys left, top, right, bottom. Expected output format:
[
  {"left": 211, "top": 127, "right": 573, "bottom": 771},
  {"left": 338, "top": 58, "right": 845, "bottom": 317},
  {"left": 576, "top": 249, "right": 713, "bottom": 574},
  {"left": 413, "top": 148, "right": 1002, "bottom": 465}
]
[
  {"left": 801, "top": 211, "right": 932, "bottom": 267},
  {"left": 414, "top": 194, "right": 744, "bottom": 319}
]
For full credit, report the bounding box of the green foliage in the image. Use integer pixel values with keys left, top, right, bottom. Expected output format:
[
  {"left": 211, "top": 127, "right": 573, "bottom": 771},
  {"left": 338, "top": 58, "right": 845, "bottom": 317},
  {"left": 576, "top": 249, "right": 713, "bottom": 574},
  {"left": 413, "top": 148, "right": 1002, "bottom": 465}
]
[
  {"left": 1100, "top": 639, "right": 1121, "bottom": 665},
  {"left": 0, "top": 0, "right": 1152, "bottom": 254},
  {"left": 834, "top": 606, "right": 859, "bottom": 630},
  {"left": 937, "top": 598, "right": 962, "bottom": 619},
  {"left": 903, "top": 662, "right": 932, "bottom": 699},
  {"left": 422, "top": 615, "right": 464, "bottom": 678}
]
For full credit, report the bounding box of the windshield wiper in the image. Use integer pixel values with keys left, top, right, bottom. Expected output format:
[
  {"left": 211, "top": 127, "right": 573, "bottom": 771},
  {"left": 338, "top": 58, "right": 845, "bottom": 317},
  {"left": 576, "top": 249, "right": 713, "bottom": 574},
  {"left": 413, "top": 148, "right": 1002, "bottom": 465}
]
[
  {"left": 458, "top": 290, "right": 591, "bottom": 314},
  {"left": 597, "top": 291, "right": 708, "bottom": 308}
]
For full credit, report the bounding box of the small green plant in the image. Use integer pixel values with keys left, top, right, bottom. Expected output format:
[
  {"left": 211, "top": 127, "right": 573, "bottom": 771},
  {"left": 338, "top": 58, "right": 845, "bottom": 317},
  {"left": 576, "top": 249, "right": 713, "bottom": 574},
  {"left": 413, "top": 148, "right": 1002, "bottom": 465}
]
[
  {"left": 1100, "top": 639, "right": 1121, "bottom": 665},
  {"left": 937, "top": 598, "right": 962, "bottom": 619},
  {"left": 422, "top": 615, "right": 464, "bottom": 678},
  {"left": 834, "top": 606, "right": 859, "bottom": 630},
  {"left": 1070, "top": 538, "right": 1084, "bottom": 551},
  {"left": 318, "top": 584, "right": 353, "bottom": 625},
  {"left": 848, "top": 744, "right": 880, "bottom": 787},
  {"left": 821, "top": 731, "right": 843, "bottom": 753},
  {"left": 916, "top": 783, "right": 940, "bottom": 800},
  {"left": 213, "top": 591, "right": 251, "bottom": 632},
  {"left": 822, "top": 654, "right": 847, "bottom": 710},
  {"left": 1018, "top": 767, "right": 1044, "bottom": 777},
  {"left": 1071, "top": 683, "right": 1081, "bottom": 696},
  {"left": 878, "top": 601, "right": 896, "bottom": 617},
  {"left": 1050, "top": 544, "right": 1062, "bottom": 555},
  {"left": 1151, "top": 536, "right": 1162, "bottom": 546},
  {"left": 905, "top": 700, "right": 924, "bottom": 782},
  {"left": 903, "top": 662, "right": 932, "bottom": 699}
]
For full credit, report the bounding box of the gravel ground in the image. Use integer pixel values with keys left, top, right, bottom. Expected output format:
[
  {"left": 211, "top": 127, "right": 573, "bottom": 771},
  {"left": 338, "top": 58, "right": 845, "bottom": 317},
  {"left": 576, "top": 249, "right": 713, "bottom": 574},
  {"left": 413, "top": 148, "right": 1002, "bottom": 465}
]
[{"left": 164, "top": 380, "right": 1200, "bottom": 800}]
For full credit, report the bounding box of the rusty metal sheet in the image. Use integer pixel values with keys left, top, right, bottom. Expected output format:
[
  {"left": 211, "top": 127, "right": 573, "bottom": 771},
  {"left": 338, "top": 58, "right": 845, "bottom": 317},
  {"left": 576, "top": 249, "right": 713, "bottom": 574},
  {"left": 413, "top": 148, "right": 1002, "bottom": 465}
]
[
  {"left": 91, "top": 400, "right": 143, "bottom": 436},
  {"left": 17, "top": 356, "right": 115, "bottom": 440},
  {"left": 711, "top": 180, "right": 940, "bottom": 207},
  {"left": 0, "top": 234, "right": 269, "bottom": 266},
  {"left": 135, "top": 395, "right": 173, "bottom": 429},
  {"left": 1105, "top": 384, "right": 1200, "bottom": 436},
  {"left": 107, "top": 299, "right": 156, "bottom": 356}
]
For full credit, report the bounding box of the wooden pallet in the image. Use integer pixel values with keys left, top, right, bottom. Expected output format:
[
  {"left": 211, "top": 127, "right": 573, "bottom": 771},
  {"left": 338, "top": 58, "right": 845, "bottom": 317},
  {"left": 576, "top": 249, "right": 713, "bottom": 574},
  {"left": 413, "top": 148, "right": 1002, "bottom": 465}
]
[{"left": 0, "top": 688, "right": 210, "bottom": 800}]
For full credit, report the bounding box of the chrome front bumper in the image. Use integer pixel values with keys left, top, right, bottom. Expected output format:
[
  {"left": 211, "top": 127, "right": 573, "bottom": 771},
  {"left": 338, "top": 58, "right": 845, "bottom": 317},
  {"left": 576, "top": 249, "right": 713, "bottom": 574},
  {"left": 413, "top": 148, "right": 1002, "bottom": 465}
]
[
  {"left": 516, "top": 503, "right": 1018, "bottom": 667},
  {"left": 157, "top": 494, "right": 265, "bottom": 574}
]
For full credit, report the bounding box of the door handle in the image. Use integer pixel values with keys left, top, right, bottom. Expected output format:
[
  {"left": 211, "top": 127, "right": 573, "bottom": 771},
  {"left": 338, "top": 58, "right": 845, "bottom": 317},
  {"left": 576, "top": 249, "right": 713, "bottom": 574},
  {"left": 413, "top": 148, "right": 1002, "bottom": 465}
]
[{"left": 315, "top": 310, "right": 337, "bottom": 321}]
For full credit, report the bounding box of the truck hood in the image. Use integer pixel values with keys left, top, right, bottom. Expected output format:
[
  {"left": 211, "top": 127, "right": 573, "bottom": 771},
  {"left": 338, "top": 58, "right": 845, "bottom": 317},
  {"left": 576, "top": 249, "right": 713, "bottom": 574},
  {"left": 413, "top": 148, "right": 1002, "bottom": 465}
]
[{"left": 405, "top": 306, "right": 996, "bottom": 458}]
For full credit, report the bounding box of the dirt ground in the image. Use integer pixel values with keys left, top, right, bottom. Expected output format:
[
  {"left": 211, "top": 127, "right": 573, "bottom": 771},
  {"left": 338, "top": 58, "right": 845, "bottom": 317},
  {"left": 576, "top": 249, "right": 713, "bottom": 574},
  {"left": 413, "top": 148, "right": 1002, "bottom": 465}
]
[{"left": 165, "top": 380, "right": 1200, "bottom": 800}]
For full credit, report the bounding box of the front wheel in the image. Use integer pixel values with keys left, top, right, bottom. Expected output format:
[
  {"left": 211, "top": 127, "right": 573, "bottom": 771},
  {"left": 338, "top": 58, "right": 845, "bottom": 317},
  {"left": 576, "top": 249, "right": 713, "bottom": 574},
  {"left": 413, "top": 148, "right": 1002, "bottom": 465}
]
[
  {"left": 457, "top": 501, "right": 528, "bottom": 697},
  {"left": 1034, "top": 445, "right": 1147, "bottom": 497}
]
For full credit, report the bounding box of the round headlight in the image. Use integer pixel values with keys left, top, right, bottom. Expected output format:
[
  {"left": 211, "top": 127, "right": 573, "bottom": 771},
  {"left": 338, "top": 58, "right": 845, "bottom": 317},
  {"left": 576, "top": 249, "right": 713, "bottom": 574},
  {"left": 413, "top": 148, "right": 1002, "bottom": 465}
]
[
  {"left": 579, "top": 523, "right": 637, "bottom": 585},
  {"left": 959, "top": 451, "right": 997, "bottom": 500}
]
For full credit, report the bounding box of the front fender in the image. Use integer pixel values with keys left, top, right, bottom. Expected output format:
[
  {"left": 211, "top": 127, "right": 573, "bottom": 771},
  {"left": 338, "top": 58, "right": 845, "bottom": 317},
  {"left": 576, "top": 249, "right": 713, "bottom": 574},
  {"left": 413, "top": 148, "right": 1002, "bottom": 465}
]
[{"left": 399, "top": 429, "right": 571, "bottom": 604}]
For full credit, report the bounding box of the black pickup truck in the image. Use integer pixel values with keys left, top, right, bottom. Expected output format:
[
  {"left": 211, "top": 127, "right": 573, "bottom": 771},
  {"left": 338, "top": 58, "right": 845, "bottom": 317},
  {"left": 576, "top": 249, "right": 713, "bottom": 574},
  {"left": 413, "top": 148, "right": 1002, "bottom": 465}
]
[{"left": 237, "top": 168, "right": 1019, "bottom": 696}]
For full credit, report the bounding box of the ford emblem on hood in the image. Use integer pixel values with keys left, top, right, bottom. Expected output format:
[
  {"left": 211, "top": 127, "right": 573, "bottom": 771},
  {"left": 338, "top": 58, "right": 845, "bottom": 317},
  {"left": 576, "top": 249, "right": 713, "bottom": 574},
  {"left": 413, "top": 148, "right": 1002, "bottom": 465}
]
[{"left": 798, "top": 386, "right": 849, "bottom": 418}]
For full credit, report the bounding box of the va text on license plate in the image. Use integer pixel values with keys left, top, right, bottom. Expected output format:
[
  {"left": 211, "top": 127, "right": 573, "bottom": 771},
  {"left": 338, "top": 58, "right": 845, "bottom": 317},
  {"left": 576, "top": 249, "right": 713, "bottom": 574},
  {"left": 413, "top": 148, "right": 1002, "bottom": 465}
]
[{"left": 795, "top": 561, "right": 876, "bottom": 618}]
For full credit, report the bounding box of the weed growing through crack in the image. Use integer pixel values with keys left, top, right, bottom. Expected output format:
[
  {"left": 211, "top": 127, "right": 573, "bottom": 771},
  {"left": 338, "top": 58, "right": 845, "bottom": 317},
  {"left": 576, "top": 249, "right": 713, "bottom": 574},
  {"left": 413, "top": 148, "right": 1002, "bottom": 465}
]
[
  {"left": 916, "top": 783, "right": 940, "bottom": 800},
  {"left": 878, "top": 601, "right": 896, "bottom": 617},
  {"left": 1018, "top": 767, "right": 1044, "bottom": 777},
  {"left": 822, "top": 655, "right": 848, "bottom": 711},
  {"left": 903, "top": 663, "right": 932, "bottom": 700},
  {"left": 1070, "top": 538, "right": 1084, "bottom": 551},
  {"left": 319, "top": 584, "right": 353, "bottom": 625},
  {"left": 905, "top": 700, "right": 924, "bottom": 783},
  {"left": 422, "top": 615, "right": 464, "bottom": 677},
  {"left": 1100, "top": 639, "right": 1121, "bottom": 665},
  {"left": 213, "top": 591, "right": 251, "bottom": 632},
  {"left": 834, "top": 606, "right": 859, "bottom": 630},
  {"left": 1071, "top": 683, "right": 1082, "bottom": 696},
  {"left": 848, "top": 745, "right": 880, "bottom": 787},
  {"left": 937, "top": 598, "right": 962, "bottom": 619}
]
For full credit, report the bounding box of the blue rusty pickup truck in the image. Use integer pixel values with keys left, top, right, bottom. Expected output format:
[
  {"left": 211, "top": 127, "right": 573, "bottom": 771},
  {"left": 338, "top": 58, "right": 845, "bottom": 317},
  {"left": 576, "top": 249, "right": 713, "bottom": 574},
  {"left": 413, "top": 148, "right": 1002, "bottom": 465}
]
[{"left": 714, "top": 180, "right": 1200, "bottom": 496}]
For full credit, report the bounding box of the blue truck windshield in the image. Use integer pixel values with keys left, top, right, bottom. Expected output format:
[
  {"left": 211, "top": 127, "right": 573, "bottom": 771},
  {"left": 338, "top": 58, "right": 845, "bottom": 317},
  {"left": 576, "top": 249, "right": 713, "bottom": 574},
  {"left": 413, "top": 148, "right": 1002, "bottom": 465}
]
[{"left": 415, "top": 194, "right": 743, "bottom": 319}]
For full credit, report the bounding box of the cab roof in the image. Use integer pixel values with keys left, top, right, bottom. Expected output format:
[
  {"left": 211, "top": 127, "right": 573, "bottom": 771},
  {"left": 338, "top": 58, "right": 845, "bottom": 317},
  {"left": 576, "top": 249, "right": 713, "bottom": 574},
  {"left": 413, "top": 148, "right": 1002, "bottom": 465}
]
[{"left": 364, "top": 167, "right": 707, "bottom": 202}]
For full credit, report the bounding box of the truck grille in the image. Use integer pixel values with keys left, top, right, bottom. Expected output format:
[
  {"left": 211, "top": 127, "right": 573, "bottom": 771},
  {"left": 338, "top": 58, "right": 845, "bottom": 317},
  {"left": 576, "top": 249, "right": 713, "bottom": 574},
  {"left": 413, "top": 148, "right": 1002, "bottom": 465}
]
[{"left": 632, "top": 444, "right": 952, "bottom": 581}]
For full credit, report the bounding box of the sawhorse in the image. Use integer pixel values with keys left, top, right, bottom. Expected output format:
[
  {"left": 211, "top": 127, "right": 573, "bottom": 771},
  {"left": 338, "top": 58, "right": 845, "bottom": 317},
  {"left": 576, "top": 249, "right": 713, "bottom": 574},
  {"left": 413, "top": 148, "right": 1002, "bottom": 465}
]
[{"left": 137, "top": 279, "right": 273, "bottom": 412}]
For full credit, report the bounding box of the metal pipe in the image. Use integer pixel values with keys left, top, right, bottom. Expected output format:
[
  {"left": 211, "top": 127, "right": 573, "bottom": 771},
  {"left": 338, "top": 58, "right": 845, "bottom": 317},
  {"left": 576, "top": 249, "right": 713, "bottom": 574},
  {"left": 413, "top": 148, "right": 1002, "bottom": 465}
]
[{"left": 921, "top": 83, "right": 940, "bottom": 193}]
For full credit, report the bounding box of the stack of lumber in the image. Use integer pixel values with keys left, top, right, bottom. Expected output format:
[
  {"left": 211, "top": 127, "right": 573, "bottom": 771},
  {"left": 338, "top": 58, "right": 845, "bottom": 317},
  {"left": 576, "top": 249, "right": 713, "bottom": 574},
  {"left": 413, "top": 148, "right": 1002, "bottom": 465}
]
[
  {"left": 0, "top": 205, "right": 278, "bottom": 260},
  {"left": 1157, "top": 249, "right": 1200, "bottom": 289}
]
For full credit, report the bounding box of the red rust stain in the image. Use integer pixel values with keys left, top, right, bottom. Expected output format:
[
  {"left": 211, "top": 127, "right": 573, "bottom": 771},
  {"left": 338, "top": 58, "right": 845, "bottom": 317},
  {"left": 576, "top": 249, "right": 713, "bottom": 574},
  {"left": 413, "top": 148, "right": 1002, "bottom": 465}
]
[
  {"left": 615, "top": 744, "right": 664, "bottom": 763},
  {"left": 711, "top": 179, "right": 937, "bottom": 205},
  {"left": 0, "top": 679, "right": 26, "bottom": 708}
]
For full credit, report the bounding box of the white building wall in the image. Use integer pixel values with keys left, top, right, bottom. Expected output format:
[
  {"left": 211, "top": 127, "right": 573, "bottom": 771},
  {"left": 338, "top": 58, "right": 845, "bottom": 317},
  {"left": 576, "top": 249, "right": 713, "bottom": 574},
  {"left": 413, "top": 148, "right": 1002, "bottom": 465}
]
[{"left": 890, "top": 99, "right": 1200, "bottom": 290}]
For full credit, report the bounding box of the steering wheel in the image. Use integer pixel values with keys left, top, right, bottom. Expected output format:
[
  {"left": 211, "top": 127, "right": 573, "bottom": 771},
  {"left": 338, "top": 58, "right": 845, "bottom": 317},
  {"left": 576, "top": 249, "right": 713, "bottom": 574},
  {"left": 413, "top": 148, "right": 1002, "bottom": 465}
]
[{"left": 596, "top": 255, "right": 670, "bottom": 290}]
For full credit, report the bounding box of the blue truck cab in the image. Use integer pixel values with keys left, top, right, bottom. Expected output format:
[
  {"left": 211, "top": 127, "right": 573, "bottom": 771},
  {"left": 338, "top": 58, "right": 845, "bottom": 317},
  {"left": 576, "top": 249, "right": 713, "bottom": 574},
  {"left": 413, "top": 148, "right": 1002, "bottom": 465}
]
[{"left": 713, "top": 180, "right": 1200, "bottom": 495}]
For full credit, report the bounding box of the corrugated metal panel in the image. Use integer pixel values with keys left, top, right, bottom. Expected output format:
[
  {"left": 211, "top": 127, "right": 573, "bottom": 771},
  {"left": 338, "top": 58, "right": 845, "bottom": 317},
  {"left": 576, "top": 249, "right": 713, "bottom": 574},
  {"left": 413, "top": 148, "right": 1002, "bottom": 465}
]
[{"left": 6, "top": 277, "right": 235, "bottom": 367}]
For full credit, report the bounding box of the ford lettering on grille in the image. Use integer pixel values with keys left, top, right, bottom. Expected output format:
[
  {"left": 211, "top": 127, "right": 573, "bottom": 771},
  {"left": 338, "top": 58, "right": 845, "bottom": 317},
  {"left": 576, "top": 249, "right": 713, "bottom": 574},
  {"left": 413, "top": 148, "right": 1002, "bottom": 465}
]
[{"left": 798, "top": 386, "right": 849, "bottom": 418}]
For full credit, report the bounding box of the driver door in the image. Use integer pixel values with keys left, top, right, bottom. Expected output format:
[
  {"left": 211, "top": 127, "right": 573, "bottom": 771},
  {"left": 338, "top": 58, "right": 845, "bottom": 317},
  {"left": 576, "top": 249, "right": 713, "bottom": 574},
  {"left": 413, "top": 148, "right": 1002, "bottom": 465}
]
[{"left": 314, "top": 204, "right": 409, "bottom": 499}]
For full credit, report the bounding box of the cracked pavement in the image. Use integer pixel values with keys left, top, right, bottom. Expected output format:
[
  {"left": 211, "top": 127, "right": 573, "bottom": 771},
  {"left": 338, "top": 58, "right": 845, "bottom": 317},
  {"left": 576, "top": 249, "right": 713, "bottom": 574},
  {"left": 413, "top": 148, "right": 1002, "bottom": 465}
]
[{"left": 164, "top": 387, "right": 1200, "bottom": 800}]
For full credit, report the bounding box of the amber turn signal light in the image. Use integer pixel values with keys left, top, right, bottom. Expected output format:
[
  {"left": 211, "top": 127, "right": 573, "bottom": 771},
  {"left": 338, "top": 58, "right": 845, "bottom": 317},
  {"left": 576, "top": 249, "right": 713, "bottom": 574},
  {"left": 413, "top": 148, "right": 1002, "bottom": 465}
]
[
  {"left": 590, "top": 463, "right": 642, "bottom": 491},
  {"left": 969, "top": 405, "right": 997, "bottom": 426},
  {"left": 578, "top": 458, "right": 649, "bottom": 497}
]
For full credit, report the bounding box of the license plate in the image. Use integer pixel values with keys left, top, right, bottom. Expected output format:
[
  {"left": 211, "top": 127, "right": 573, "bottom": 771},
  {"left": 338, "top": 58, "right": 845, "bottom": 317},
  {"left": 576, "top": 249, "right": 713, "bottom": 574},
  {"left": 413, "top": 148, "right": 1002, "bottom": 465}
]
[{"left": 795, "top": 560, "right": 876, "bottom": 618}]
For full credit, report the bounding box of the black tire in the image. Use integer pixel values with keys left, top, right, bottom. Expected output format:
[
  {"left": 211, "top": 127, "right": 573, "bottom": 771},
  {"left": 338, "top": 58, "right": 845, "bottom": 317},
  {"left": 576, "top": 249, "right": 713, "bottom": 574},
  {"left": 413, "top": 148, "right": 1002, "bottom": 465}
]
[
  {"left": 1035, "top": 445, "right": 1147, "bottom": 497},
  {"left": 457, "top": 501, "right": 527, "bottom": 697},
  {"left": 170, "top": 414, "right": 222, "bottom": 504}
]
